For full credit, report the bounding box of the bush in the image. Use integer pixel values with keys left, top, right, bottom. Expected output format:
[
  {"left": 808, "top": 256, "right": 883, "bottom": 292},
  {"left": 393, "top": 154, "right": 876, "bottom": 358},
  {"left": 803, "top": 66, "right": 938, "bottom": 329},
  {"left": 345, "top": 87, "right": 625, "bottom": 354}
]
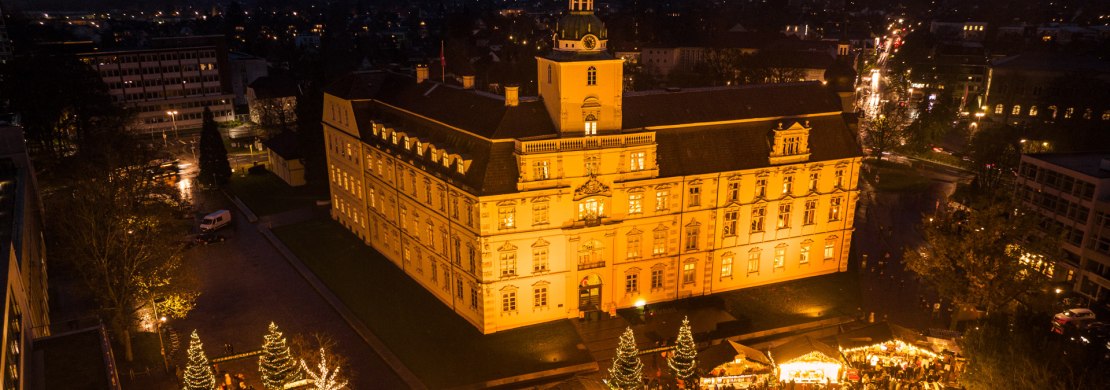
[{"left": 247, "top": 164, "right": 268, "bottom": 175}]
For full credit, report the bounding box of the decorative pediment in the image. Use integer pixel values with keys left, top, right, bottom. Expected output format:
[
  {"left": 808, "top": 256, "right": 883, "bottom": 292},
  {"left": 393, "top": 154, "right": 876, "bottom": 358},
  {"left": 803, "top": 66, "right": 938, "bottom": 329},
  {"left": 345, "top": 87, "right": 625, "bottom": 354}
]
[
  {"left": 769, "top": 121, "right": 812, "bottom": 165},
  {"left": 573, "top": 176, "right": 612, "bottom": 200},
  {"left": 498, "top": 241, "right": 518, "bottom": 252},
  {"left": 627, "top": 228, "right": 643, "bottom": 236},
  {"left": 532, "top": 238, "right": 550, "bottom": 247}
]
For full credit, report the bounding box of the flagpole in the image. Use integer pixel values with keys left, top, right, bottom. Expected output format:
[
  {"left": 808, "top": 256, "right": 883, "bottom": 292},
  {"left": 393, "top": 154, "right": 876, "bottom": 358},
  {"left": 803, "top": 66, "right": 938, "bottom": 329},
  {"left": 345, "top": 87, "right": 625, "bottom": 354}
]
[{"left": 440, "top": 40, "right": 446, "bottom": 83}]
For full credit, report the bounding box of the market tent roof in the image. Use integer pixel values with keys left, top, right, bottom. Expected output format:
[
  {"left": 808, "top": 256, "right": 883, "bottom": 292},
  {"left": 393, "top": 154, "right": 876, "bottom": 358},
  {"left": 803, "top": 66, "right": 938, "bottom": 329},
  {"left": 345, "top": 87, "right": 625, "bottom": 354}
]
[
  {"left": 699, "top": 340, "right": 773, "bottom": 373},
  {"left": 836, "top": 322, "right": 926, "bottom": 351},
  {"left": 547, "top": 375, "right": 609, "bottom": 390},
  {"left": 770, "top": 336, "right": 842, "bottom": 365}
]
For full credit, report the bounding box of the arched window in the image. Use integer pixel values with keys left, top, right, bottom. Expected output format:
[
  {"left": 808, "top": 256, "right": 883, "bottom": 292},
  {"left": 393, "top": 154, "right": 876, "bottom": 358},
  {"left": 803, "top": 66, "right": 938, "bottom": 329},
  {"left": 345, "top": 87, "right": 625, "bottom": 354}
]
[
  {"left": 584, "top": 113, "right": 598, "bottom": 136},
  {"left": 994, "top": 104, "right": 1003, "bottom": 114},
  {"left": 1011, "top": 105, "right": 1021, "bottom": 116},
  {"left": 1029, "top": 106, "right": 1038, "bottom": 117},
  {"left": 587, "top": 66, "right": 597, "bottom": 86}
]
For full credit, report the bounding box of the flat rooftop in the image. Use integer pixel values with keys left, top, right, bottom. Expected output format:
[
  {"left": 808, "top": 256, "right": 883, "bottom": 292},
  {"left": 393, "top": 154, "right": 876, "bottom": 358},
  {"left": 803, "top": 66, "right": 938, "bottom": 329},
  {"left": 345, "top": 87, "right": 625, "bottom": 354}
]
[{"left": 1026, "top": 152, "right": 1110, "bottom": 179}]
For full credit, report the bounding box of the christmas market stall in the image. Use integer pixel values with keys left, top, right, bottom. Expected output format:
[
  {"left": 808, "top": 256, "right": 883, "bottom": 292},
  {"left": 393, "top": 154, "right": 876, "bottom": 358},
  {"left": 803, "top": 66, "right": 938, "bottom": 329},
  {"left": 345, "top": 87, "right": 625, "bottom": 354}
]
[
  {"left": 697, "top": 340, "right": 775, "bottom": 389},
  {"left": 836, "top": 322, "right": 953, "bottom": 387},
  {"left": 769, "top": 336, "right": 844, "bottom": 385}
]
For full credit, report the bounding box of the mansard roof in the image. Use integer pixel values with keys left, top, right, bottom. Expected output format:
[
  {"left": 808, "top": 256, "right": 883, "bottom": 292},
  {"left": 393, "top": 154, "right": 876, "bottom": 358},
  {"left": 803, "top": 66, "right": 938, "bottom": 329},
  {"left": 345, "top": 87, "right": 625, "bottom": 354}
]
[{"left": 622, "top": 82, "right": 844, "bottom": 129}]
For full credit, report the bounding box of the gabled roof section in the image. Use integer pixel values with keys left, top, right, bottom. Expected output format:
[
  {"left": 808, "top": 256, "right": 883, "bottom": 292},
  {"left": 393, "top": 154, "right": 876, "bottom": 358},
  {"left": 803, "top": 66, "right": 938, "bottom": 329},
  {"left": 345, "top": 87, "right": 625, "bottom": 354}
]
[
  {"left": 770, "top": 336, "right": 842, "bottom": 364},
  {"left": 623, "top": 82, "right": 843, "bottom": 129},
  {"left": 836, "top": 322, "right": 926, "bottom": 351}
]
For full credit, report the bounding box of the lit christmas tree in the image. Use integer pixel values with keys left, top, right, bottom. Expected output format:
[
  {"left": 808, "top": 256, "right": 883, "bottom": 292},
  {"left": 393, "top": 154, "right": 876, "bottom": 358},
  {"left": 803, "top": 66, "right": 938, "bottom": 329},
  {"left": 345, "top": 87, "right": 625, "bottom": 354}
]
[
  {"left": 607, "top": 327, "right": 644, "bottom": 390},
  {"left": 259, "top": 322, "right": 299, "bottom": 389},
  {"left": 667, "top": 316, "right": 698, "bottom": 386},
  {"left": 182, "top": 330, "right": 215, "bottom": 390},
  {"left": 301, "top": 348, "right": 348, "bottom": 390}
]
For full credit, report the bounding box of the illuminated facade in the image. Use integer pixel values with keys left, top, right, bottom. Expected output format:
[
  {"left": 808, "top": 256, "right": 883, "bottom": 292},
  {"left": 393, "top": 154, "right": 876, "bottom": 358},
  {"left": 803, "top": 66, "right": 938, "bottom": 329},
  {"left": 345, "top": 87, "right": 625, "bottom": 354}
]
[{"left": 322, "top": 2, "right": 862, "bottom": 334}]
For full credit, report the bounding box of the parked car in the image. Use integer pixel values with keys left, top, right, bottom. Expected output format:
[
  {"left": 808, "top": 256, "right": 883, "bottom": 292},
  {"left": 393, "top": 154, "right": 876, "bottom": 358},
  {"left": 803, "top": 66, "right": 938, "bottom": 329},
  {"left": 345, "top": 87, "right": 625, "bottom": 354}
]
[
  {"left": 200, "top": 210, "right": 232, "bottom": 232},
  {"left": 194, "top": 232, "right": 226, "bottom": 245},
  {"left": 1054, "top": 308, "right": 1096, "bottom": 326}
]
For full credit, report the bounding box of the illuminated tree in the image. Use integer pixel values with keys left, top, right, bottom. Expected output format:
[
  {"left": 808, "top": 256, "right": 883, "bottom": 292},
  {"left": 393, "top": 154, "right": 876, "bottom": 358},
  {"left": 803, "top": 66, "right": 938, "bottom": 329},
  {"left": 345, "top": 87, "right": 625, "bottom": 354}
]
[
  {"left": 607, "top": 327, "right": 644, "bottom": 390},
  {"left": 667, "top": 317, "right": 698, "bottom": 385},
  {"left": 260, "top": 322, "right": 299, "bottom": 389},
  {"left": 183, "top": 330, "right": 216, "bottom": 390},
  {"left": 301, "top": 348, "right": 348, "bottom": 390}
]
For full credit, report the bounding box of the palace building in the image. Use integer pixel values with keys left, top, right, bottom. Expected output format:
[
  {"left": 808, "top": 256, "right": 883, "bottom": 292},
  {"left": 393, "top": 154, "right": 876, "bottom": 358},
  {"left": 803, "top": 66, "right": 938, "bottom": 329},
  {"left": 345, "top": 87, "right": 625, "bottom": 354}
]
[{"left": 322, "top": 0, "right": 862, "bottom": 334}]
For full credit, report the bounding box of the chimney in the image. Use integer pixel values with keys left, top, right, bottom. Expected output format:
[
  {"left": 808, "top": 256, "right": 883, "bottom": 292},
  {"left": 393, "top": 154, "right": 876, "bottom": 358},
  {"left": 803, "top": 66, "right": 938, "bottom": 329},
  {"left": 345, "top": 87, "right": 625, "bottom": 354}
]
[
  {"left": 461, "top": 75, "right": 475, "bottom": 89},
  {"left": 415, "top": 64, "right": 429, "bottom": 84},
  {"left": 504, "top": 85, "right": 519, "bottom": 107}
]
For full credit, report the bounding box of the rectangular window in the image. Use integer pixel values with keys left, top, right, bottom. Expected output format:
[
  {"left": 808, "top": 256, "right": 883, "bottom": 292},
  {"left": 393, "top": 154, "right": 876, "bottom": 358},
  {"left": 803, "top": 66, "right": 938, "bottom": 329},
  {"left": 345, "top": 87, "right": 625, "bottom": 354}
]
[
  {"left": 824, "top": 241, "right": 835, "bottom": 259},
  {"left": 471, "top": 288, "right": 479, "bottom": 309},
  {"left": 778, "top": 203, "right": 792, "bottom": 229},
  {"left": 465, "top": 202, "right": 474, "bottom": 227},
  {"left": 748, "top": 251, "right": 760, "bottom": 273},
  {"left": 534, "top": 287, "right": 548, "bottom": 308},
  {"left": 683, "top": 262, "right": 696, "bottom": 284},
  {"left": 721, "top": 256, "right": 733, "bottom": 278},
  {"left": 627, "top": 235, "right": 641, "bottom": 259},
  {"left": 650, "top": 269, "right": 665, "bottom": 289},
  {"left": 468, "top": 244, "right": 476, "bottom": 272},
  {"left": 804, "top": 200, "right": 817, "bottom": 225},
  {"left": 625, "top": 273, "right": 639, "bottom": 293},
  {"left": 835, "top": 169, "right": 845, "bottom": 188},
  {"left": 499, "top": 206, "right": 515, "bottom": 229},
  {"left": 533, "top": 248, "right": 549, "bottom": 273},
  {"left": 782, "top": 176, "right": 793, "bottom": 195},
  {"left": 685, "top": 225, "right": 699, "bottom": 251},
  {"left": 774, "top": 247, "right": 786, "bottom": 268},
  {"left": 457, "top": 279, "right": 464, "bottom": 299},
  {"left": 723, "top": 209, "right": 738, "bottom": 236},
  {"left": 655, "top": 191, "right": 669, "bottom": 211},
  {"left": 751, "top": 206, "right": 766, "bottom": 232},
  {"left": 630, "top": 152, "right": 646, "bottom": 171},
  {"left": 653, "top": 230, "right": 667, "bottom": 255},
  {"left": 688, "top": 186, "right": 701, "bottom": 207},
  {"left": 500, "top": 252, "right": 517, "bottom": 277},
  {"left": 809, "top": 172, "right": 819, "bottom": 192},
  {"left": 727, "top": 181, "right": 740, "bottom": 202},
  {"left": 755, "top": 179, "right": 767, "bottom": 198},
  {"left": 829, "top": 197, "right": 842, "bottom": 221},
  {"left": 502, "top": 292, "right": 517, "bottom": 312},
  {"left": 800, "top": 245, "right": 810, "bottom": 264},
  {"left": 629, "top": 194, "right": 643, "bottom": 214},
  {"left": 431, "top": 262, "right": 438, "bottom": 281},
  {"left": 534, "top": 160, "right": 550, "bottom": 180},
  {"left": 533, "top": 203, "right": 549, "bottom": 225}
]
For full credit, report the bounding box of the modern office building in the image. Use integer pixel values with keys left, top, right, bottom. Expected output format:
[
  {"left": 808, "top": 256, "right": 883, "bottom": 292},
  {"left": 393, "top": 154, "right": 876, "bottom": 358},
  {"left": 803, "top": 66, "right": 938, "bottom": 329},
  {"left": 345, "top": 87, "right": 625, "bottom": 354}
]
[
  {"left": 1016, "top": 153, "right": 1110, "bottom": 303},
  {"left": 77, "top": 36, "right": 235, "bottom": 135},
  {"left": 322, "top": 1, "right": 862, "bottom": 334}
]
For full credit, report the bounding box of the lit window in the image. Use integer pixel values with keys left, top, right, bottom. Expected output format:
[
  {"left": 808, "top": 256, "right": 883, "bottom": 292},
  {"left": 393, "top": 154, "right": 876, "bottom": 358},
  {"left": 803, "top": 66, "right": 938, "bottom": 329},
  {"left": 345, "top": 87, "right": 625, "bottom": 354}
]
[
  {"left": 627, "top": 233, "right": 641, "bottom": 258},
  {"left": 629, "top": 194, "right": 643, "bottom": 214},
  {"left": 782, "top": 176, "right": 793, "bottom": 195},
  {"left": 534, "top": 160, "right": 550, "bottom": 180},
  {"left": 625, "top": 273, "right": 639, "bottom": 293},
  {"left": 584, "top": 114, "right": 598, "bottom": 135},
  {"left": 1029, "top": 106, "right": 1038, "bottom": 117},
  {"left": 587, "top": 66, "right": 597, "bottom": 85},
  {"left": 721, "top": 255, "right": 733, "bottom": 278},
  {"left": 803, "top": 199, "right": 817, "bottom": 225},
  {"left": 629, "top": 151, "right": 646, "bottom": 171},
  {"left": 750, "top": 206, "right": 766, "bottom": 232},
  {"left": 774, "top": 247, "right": 786, "bottom": 268},
  {"left": 994, "top": 104, "right": 1003, "bottom": 114},
  {"left": 800, "top": 244, "right": 810, "bottom": 264},
  {"left": 578, "top": 198, "right": 604, "bottom": 220},
  {"left": 778, "top": 203, "right": 792, "bottom": 229},
  {"left": 755, "top": 179, "right": 767, "bottom": 198},
  {"left": 655, "top": 191, "right": 669, "bottom": 211},
  {"left": 682, "top": 262, "right": 696, "bottom": 284},
  {"left": 1012, "top": 105, "right": 1021, "bottom": 116},
  {"left": 533, "top": 247, "right": 548, "bottom": 273},
  {"left": 533, "top": 203, "right": 549, "bottom": 225},
  {"left": 824, "top": 240, "right": 835, "bottom": 259},
  {"left": 653, "top": 229, "right": 667, "bottom": 255},
  {"left": 502, "top": 291, "right": 517, "bottom": 312},
  {"left": 1065, "top": 107, "right": 1074, "bottom": 119},
  {"left": 829, "top": 197, "right": 842, "bottom": 221},
  {"left": 651, "top": 268, "right": 664, "bottom": 289},
  {"left": 499, "top": 206, "right": 516, "bottom": 229},
  {"left": 747, "top": 250, "right": 760, "bottom": 273},
  {"left": 685, "top": 223, "right": 699, "bottom": 251},
  {"left": 808, "top": 173, "right": 819, "bottom": 191},
  {"left": 784, "top": 137, "right": 800, "bottom": 155}
]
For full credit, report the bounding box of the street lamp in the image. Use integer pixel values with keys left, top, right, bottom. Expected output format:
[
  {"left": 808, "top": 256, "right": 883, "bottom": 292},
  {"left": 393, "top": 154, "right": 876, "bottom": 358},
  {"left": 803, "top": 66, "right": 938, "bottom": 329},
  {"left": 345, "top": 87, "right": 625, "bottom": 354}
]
[{"left": 166, "top": 110, "right": 180, "bottom": 140}]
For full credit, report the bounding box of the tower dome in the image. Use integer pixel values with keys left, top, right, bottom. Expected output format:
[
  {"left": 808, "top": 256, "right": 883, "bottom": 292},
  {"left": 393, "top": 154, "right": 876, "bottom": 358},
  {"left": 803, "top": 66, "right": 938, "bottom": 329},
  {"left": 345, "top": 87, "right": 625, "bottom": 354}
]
[{"left": 553, "top": 0, "right": 607, "bottom": 52}]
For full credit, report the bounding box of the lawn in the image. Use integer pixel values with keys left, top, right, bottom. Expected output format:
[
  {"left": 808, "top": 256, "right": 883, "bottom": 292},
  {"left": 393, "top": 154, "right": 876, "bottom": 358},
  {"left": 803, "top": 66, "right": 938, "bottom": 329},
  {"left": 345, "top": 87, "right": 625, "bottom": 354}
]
[
  {"left": 272, "top": 218, "right": 594, "bottom": 388},
  {"left": 227, "top": 172, "right": 325, "bottom": 216},
  {"left": 867, "top": 160, "right": 933, "bottom": 192}
]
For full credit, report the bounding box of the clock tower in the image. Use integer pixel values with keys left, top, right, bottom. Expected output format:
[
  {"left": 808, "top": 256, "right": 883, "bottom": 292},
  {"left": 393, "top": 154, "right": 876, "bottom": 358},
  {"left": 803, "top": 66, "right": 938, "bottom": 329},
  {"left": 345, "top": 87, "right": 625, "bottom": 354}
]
[{"left": 537, "top": 0, "right": 624, "bottom": 136}]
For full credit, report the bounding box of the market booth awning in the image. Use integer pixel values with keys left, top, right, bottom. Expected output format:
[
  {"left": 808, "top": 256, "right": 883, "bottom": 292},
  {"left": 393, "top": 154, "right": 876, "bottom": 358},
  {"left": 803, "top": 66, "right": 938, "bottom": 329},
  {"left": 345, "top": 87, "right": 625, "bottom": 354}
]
[
  {"left": 698, "top": 340, "right": 774, "bottom": 389},
  {"left": 770, "top": 336, "right": 843, "bottom": 384},
  {"left": 836, "top": 322, "right": 927, "bottom": 351},
  {"left": 699, "top": 340, "right": 773, "bottom": 371}
]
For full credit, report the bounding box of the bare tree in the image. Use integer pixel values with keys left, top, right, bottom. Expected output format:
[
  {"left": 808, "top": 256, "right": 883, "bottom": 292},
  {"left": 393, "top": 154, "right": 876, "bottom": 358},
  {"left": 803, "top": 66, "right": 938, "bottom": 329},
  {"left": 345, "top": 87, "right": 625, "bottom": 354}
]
[{"left": 862, "top": 101, "right": 909, "bottom": 162}]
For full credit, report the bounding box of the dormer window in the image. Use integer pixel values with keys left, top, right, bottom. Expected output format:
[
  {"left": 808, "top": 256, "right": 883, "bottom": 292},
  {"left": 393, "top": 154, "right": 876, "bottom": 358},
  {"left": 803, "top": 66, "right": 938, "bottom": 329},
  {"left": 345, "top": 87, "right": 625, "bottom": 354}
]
[
  {"left": 769, "top": 121, "right": 812, "bottom": 165},
  {"left": 587, "top": 66, "right": 597, "bottom": 86}
]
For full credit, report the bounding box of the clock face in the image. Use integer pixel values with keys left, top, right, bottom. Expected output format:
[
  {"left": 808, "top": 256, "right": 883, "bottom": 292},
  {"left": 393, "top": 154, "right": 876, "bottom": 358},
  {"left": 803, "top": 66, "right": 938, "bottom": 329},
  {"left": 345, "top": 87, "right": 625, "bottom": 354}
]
[{"left": 583, "top": 35, "right": 597, "bottom": 49}]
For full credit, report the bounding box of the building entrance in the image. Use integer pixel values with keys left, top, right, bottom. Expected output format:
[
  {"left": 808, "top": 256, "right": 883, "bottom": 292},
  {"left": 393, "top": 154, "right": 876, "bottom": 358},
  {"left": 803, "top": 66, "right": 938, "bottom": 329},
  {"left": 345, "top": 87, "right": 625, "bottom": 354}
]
[{"left": 579, "top": 274, "right": 602, "bottom": 320}]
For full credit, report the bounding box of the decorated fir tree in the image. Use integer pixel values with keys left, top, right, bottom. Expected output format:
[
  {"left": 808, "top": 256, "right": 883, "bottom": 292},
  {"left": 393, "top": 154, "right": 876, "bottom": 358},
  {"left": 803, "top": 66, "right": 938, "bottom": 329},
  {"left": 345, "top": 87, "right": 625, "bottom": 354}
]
[
  {"left": 607, "top": 327, "right": 644, "bottom": 390},
  {"left": 301, "top": 348, "right": 349, "bottom": 390},
  {"left": 182, "top": 330, "right": 216, "bottom": 390},
  {"left": 259, "top": 322, "right": 299, "bottom": 389},
  {"left": 667, "top": 316, "right": 698, "bottom": 385}
]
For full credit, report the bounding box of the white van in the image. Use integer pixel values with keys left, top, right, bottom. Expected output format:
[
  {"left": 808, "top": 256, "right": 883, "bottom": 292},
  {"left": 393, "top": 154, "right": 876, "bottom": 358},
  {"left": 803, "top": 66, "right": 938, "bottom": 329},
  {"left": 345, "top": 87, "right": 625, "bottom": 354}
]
[{"left": 199, "top": 210, "right": 232, "bottom": 232}]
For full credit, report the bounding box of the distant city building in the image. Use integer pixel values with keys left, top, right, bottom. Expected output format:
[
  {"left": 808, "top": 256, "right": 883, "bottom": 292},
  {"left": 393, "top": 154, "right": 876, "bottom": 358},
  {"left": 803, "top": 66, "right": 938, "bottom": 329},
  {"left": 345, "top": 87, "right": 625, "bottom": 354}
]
[
  {"left": 0, "top": 4, "right": 12, "bottom": 65},
  {"left": 247, "top": 75, "right": 299, "bottom": 129},
  {"left": 228, "top": 51, "right": 270, "bottom": 115},
  {"left": 983, "top": 53, "right": 1110, "bottom": 125},
  {"left": 77, "top": 35, "right": 235, "bottom": 134},
  {"left": 323, "top": 2, "right": 862, "bottom": 333},
  {"left": 264, "top": 131, "right": 306, "bottom": 187},
  {"left": 0, "top": 125, "right": 52, "bottom": 390},
  {"left": 1016, "top": 153, "right": 1110, "bottom": 303},
  {"left": 908, "top": 42, "right": 990, "bottom": 108},
  {"left": 928, "top": 21, "right": 988, "bottom": 42}
]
